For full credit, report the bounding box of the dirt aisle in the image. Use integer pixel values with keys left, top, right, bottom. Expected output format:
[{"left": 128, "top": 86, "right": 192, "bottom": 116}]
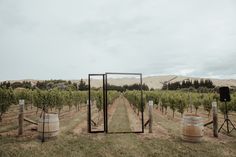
[
  {"left": 124, "top": 97, "right": 143, "bottom": 132},
  {"left": 108, "top": 97, "right": 131, "bottom": 132}
]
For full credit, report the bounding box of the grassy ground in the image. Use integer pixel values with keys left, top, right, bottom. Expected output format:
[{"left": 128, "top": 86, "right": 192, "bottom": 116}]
[
  {"left": 108, "top": 98, "right": 131, "bottom": 132},
  {"left": 1, "top": 98, "right": 236, "bottom": 157}
]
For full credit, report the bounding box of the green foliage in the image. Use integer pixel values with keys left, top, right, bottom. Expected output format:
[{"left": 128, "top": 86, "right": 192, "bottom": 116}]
[
  {"left": 124, "top": 90, "right": 143, "bottom": 115},
  {"left": 152, "top": 92, "right": 170, "bottom": 114},
  {"left": 63, "top": 90, "right": 73, "bottom": 111},
  {"left": 1, "top": 85, "right": 236, "bottom": 123},
  {"left": 78, "top": 79, "right": 88, "bottom": 91},
  {"left": 95, "top": 91, "right": 103, "bottom": 111},
  {"left": 14, "top": 88, "right": 33, "bottom": 109},
  {"left": 202, "top": 95, "right": 213, "bottom": 117},
  {"left": 49, "top": 89, "right": 64, "bottom": 112},
  {"left": 32, "top": 89, "right": 50, "bottom": 111},
  {"left": 192, "top": 94, "right": 202, "bottom": 114},
  {"left": 0, "top": 88, "right": 15, "bottom": 121},
  {"left": 143, "top": 90, "right": 229, "bottom": 117},
  {"left": 161, "top": 93, "right": 169, "bottom": 114},
  {"left": 72, "top": 91, "right": 87, "bottom": 111},
  {"left": 231, "top": 95, "right": 236, "bottom": 112},
  {"left": 167, "top": 93, "right": 187, "bottom": 117},
  {"left": 176, "top": 95, "right": 187, "bottom": 117},
  {"left": 168, "top": 95, "right": 176, "bottom": 117},
  {"left": 145, "top": 91, "right": 160, "bottom": 105},
  {"left": 107, "top": 91, "right": 120, "bottom": 105},
  {"left": 31, "top": 89, "right": 89, "bottom": 114}
]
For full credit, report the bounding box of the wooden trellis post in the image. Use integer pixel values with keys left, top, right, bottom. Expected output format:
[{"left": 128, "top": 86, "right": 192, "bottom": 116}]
[
  {"left": 18, "top": 100, "right": 24, "bottom": 136},
  {"left": 212, "top": 102, "right": 218, "bottom": 137},
  {"left": 148, "top": 101, "right": 153, "bottom": 133}
]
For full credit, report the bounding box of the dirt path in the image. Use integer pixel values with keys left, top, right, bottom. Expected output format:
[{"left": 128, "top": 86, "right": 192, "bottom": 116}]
[
  {"left": 124, "top": 97, "right": 142, "bottom": 132},
  {"left": 73, "top": 98, "right": 120, "bottom": 134},
  {"left": 108, "top": 97, "right": 131, "bottom": 132}
]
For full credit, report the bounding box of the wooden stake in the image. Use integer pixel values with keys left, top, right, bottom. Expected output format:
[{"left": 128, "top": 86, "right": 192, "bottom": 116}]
[
  {"left": 212, "top": 102, "right": 218, "bottom": 137},
  {"left": 18, "top": 100, "right": 24, "bottom": 136},
  {"left": 148, "top": 101, "right": 153, "bottom": 133}
]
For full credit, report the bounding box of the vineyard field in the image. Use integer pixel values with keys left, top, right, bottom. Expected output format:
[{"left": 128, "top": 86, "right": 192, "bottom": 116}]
[{"left": 0, "top": 89, "right": 236, "bottom": 157}]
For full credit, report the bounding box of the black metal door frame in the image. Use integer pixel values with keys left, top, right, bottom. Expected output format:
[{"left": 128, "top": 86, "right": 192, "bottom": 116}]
[
  {"left": 88, "top": 72, "right": 144, "bottom": 134},
  {"left": 105, "top": 72, "right": 144, "bottom": 133},
  {"left": 88, "top": 74, "right": 106, "bottom": 133}
]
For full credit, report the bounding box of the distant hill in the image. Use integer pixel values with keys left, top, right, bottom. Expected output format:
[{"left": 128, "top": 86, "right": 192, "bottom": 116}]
[
  {"left": 82, "top": 75, "right": 236, "bottom": 89},
  {"left": 2, "top": 75, "right": 236, "bottom": 89}
]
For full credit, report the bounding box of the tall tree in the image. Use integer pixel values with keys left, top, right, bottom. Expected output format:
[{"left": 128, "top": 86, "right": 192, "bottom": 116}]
[{"left": 78, "top": 79, "right": 88, "bottom": 91}]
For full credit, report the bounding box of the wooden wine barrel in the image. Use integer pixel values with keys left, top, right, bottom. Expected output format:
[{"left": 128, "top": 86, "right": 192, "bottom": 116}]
[
  {"left": 38, "top": 113, "right": 59, "bottom": 139},
  {"left": 182, "top": 114, "right": 204, "bottom": 142}
]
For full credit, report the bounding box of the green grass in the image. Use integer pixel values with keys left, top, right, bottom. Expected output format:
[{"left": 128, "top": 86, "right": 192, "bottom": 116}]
[
  {"left": 108, "top": 98, "right": 131, "bottom": 132},
  {"left": 1, "top": 132, "right": 236, "bottom": 157}
]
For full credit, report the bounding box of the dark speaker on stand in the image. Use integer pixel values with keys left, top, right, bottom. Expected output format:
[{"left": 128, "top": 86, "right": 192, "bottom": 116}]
[
  {"left": 218, "top": 87, "right": 235, "bottom": 134},
  {"left": 219, "top": 87, "right": 231, "bottom": 102}
]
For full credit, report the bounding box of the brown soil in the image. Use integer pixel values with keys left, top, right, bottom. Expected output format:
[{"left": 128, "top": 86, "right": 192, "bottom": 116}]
[
  {"left": 0, "top": 106, "right": 87, "bottom": 139},
  {"left": 73, "top": 98, "right": 120, "bottom": 135},
  {"left": 124, "top": 97, "right": 142, "bottom": 132},
  {"left": 153, "top": 107, "right": 236, "bottom": 143}
]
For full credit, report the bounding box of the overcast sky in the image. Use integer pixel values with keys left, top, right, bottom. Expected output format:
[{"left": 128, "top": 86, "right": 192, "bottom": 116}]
[{"left": 0, "top": 0, "right": 236, "bottom": 80}]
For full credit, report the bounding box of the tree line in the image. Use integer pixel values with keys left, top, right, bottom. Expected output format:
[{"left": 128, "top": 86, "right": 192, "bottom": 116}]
[
  {"left": 0, "top": 79, "right": 149, "bottom": 92},
  {"left": 0, "top": 79, "right": 87, "bottom": 91},
  {"left": 107, "top": 83, "right": 149, "bottom": 92},
  {"left": 162, "top": 79, "right": 215, "bottom": 91}
]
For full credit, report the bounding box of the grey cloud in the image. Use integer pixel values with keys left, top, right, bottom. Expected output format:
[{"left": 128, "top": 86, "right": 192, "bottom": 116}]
[{"left": 0, "top": 0, "right": 236, "bottom": 80}]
